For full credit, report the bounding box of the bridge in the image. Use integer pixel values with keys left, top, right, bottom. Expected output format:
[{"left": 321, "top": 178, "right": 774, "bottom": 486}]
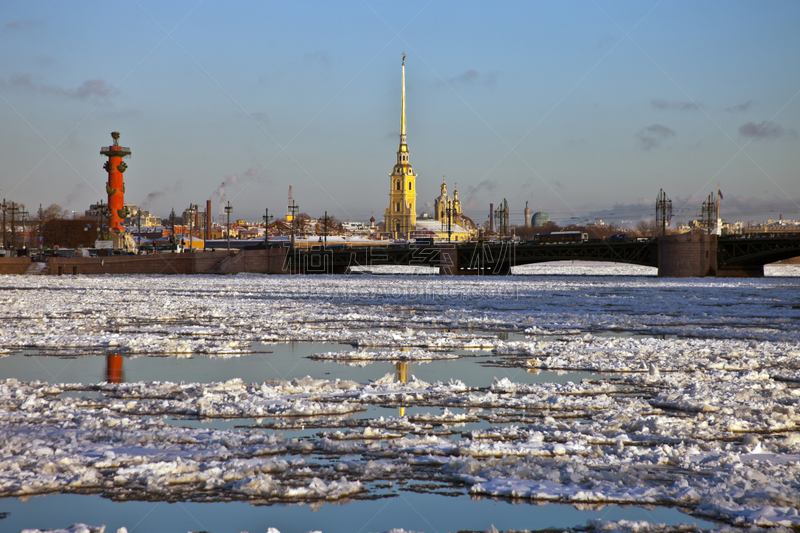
[
  {"left": 21, "top": 233, "right": 799, "bottom": 277},
  {"left": 284, "top": 233, "right": 800, "bottom": 277}
]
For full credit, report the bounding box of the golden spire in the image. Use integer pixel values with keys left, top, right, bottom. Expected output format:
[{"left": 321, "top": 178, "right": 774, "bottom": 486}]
[{"left": 400, "top": 53, "right": 407, "bottom": 145}]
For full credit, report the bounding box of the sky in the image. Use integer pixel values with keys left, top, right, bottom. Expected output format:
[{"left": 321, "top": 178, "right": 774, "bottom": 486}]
[{"left": 1, "top": 1, "right": 799, "bottom": 228}]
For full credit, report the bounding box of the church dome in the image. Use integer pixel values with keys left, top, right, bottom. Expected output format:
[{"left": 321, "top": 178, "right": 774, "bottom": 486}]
[{"left": 532, "top": 211, "right": 550, "bottom": 227}]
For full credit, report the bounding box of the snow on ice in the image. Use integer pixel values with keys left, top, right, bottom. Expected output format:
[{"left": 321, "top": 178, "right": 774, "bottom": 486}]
[{"left": 1, "top": 271, "right": 799, "bottom": 531}]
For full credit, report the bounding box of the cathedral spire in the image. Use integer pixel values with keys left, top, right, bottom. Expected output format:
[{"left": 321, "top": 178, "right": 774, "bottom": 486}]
[{"left": 400, "top": 53, "right": 407, "bottom": 148}]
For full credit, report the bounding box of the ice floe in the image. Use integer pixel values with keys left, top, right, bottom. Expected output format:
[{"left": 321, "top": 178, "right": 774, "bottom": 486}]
[{"left": 1, "top": 271, "right": 799, "bottom": 531}]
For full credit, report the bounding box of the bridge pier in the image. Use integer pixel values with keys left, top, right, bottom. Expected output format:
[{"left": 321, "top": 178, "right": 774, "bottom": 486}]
[{"left": 657, "top": 233, "right": 717, "bottom": 277}]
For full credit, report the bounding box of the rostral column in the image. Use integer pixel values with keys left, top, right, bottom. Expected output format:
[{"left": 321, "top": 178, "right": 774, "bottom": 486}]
[{"left": 100, "top": 132, "right": 132, "bottom": 235}]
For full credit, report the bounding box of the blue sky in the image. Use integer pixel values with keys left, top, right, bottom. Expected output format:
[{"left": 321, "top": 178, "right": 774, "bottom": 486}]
[{"left": 1, "top": 1, "right": 798, "bottom": 227}]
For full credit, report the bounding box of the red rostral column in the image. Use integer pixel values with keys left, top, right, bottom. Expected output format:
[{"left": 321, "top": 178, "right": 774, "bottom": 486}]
[{"left": 100, "top": 132, "right": 132, "bottom": 233}]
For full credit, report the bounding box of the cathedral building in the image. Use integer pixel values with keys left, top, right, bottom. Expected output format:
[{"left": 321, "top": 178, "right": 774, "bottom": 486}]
[
  {"left": 433, "top": 178, "right": 462, "bottom": 222},
  {"left": 384, "top": 54, "right": 417, "bottom": 237}
]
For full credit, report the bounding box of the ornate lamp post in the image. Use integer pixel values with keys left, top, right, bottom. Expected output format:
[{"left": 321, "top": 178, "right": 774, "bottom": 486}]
[
  {"left": 224, "top": 201, "right": 233, "bottom": 251},
  {"left": 262, "top": 208, "right": 273, "bottom": 248}
]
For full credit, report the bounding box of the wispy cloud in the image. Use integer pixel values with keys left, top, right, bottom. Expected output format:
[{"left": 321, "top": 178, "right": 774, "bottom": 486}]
[
  {"left": 4, "top": 18, "right": 44, "bottom": 32},
  {"left": 725, "top": 100, "right": 753, "bottom": 112},
  {"left": 140, "top": 181, "right": 183, "bottom": 210},
  {"left": 597, "top": 35, "right": 616, "bottom": 50},
  {"left": 463, "top": 179, "right": 497, "bottom": 209},
  {"left": 651, "top": 99, "right": 701, "bottom": 111},
  {"left": 439, "top": 69, "right": 499, "bottom": 87},
  {"left": 304, "top": 51, "right": 331, "bottom": 67},
  {"left": 211, "top": 166, "right": 268, "bottom": 202},
  {"left": 250, "top": 111, "right": 270, "bottom": 124},
  {"left": 2, "top": 73, "right": 116, "bottom": 101},
  {"left": 63, "top": 183, "right": 91, "bottom": 209},
  {"left": 738, "top": 120, "right": 794, "bottom": 140},
  {"left": 636, "top": 124, "right": 675, "bottom": 150}
]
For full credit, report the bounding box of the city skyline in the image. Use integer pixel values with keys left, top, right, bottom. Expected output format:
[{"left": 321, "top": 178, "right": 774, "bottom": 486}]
[{"left": 1, "top": 1, "right": 799, "bottom": 227}]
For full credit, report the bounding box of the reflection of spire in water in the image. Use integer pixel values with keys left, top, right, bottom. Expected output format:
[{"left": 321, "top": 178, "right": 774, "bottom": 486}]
[
  {"left": 396, "top": 361, "right": 409, "bottom": 416},
  {"left": 106, "top": 354, "right": 124, "bottom": 383}
]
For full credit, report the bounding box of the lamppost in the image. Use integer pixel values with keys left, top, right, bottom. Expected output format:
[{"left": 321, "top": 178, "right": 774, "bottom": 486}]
[
  {"left": 168, "top": 208, "right": 174, "bottom": 251},
  {"left": 224, "top": 201, "right": 233, "bottom": 251},
  {"left": 20, "top": 208, "right": 29, "bottom": 252},
  {"left": 97, "top": 201, "right": 110, "bottom": 242},
  {"left": 1, "top": 199, "right": 6, "bottom": 251},
  {"left": 8, "top": 202, "right": 19, "bottom": 254},
  {"left": 188, "top": 204, "right": 195, "bottom": 253},
  {"left": 288, "top": 200, "right": 298, "bottom": 251},
  {"left": 262, "top": 208, "right": 273, "bottom": 248},
  {"left": 38, "top": 204, "right": 44, "bottom": 257}
]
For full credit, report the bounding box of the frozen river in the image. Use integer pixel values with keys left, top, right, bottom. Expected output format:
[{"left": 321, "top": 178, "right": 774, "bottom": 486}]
[{"left": 1, "top": 264, "right": 799, "bottom": 533}]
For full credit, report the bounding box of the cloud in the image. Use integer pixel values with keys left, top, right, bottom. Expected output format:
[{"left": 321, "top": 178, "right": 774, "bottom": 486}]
[
  {"left": 651, "top": 99, "right": 701, "bottom": 111},
  {"left": 597, "top": 35, "right": 616, "bottom": 49},
  {"left": 250, "top": 112, "right": 270, "bottom": 124},
  {"left": 636, "top": 124, "right": 675, "bottom": 150},
  {"left": 4, "top": 19, "right": 43, "bottom": 32},
  {"left": 738, "top": 120, "right": 794, "bottom": 140},
  {"left": 439, "top": 69, "right": 499, "bottom": 87},
  {"left": 304, "top": 51, "right": 331, "bottom": 67},
  {"left": 63, "top": 183, "right": 92, "bottom": 208},
  {"left": 461, "top": 179, "right": 498, "bottom": 209},
  {"left": 211, "top": 167, "right": 267, "bottom": 202},
  {"left": 725, "top": 100, "right": 753, "bottom": 112},
  {"left": 3, "top": 73, "right": 116, "bottom": 101},
  {"left": 70, "top": 79, "right": 113, "bottom": 100},
  {"left": 674, "top": 194, "right": 800, "bottom": 220},
  {"left": 140, "top": 181, "right": 183, "bottom": 210}
]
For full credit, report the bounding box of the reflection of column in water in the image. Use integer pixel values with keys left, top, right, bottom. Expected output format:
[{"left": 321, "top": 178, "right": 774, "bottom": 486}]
[
  {"left": 106, "top": 354, "right": 124, "bottom": 383},
  {"left": 396, "top": 362, "right": 409, "bottom": 416}
]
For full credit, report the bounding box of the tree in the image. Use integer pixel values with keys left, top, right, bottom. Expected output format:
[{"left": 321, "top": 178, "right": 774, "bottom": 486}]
[
  {"left": 635, "top": 219, "right": 658, "bottom": 238},
  {"left": 42, "top": 218, "right": 99, "bottom": 249},
  {"left": 41, "top": 204, "right": 69, "bottom": 221}
]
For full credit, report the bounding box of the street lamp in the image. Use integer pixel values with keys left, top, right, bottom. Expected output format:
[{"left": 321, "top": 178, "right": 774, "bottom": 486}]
[
  {"left": 20, "top": 208, "right": 29, "bottom": 252},
  {"left": 170, "top": 208, "right": 176, "bottom": 252},
  {"left": 188, "top": 204, "right": 195, "bottom": 253},
  {"left": 1, "top": 199, "right": 7, "bottom": 251},
  {"left": 224, "top": 201, "right": 233, "bottom": 251},
  {"left": 262, "top": 208, "right": 273, "bottom": 248}
]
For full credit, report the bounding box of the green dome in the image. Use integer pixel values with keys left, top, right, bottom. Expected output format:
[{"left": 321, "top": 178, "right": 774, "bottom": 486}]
[{"left": 532, "top": 211, "right": 550, "bottom": 227}]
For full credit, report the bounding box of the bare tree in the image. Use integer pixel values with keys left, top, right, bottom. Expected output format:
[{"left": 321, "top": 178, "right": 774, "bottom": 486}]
[{"left": 635, "top": 219, "right": 658, "bottom": 237}]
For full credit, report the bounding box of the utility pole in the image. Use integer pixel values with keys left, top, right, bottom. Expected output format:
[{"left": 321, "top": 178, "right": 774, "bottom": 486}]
[
  {"left": 700, "top": 193, "right": 717, "bottom": 235},
  {"left": 655, "top": 189, "right": 673, "bottom": 236},
  {"left": 9, "top": 202, "right": 19, "bottom": 253},
  {"left": 2, "top": 199, "right": 7, "bottom": 251},
  {"left": 38, "top": 204, "right": 44, "bottom": 255},
  {"left": 225, "top": 201, "right": 233, "bottom": 251},
  {"left": 262, "top": 208, "right": 273, "bottom": 248},
  {"left": 504, "top": 199, "right": 509, "bottom": 239},
  {"left": 137, "top": 208, "right": 142, "bottom": 254},
  {"left": 170, "top": 208, "right": 176, "bottom": 251},
  {"left": 288, "top": 200, "right": 299, "bottom": 251},
  {"left": 324, "top": 210, "right": 328, "bottom": 248},
  {"left": 20, "top": 208, "right": 29, "bottom": 251},
  {"left": 188, "top": 204, "right": 194, "bottom": 253},
  {"left": 447, "top": 202, "right": 453, "bottom": 242}
]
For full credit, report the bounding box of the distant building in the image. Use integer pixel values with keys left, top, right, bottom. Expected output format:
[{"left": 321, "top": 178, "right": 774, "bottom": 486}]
[{"left": 532, "top": 210, "right": 550, "bottom": 227}]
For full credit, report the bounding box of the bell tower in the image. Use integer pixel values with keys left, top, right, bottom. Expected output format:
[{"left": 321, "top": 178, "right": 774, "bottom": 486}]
[{"left": 384, "top": 54, "right": 417, "bottom": 238}]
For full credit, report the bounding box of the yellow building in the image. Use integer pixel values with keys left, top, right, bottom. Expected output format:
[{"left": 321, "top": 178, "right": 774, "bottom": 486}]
[{"left": 384, "top": 54, "right": 417, "bottom": 238}]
